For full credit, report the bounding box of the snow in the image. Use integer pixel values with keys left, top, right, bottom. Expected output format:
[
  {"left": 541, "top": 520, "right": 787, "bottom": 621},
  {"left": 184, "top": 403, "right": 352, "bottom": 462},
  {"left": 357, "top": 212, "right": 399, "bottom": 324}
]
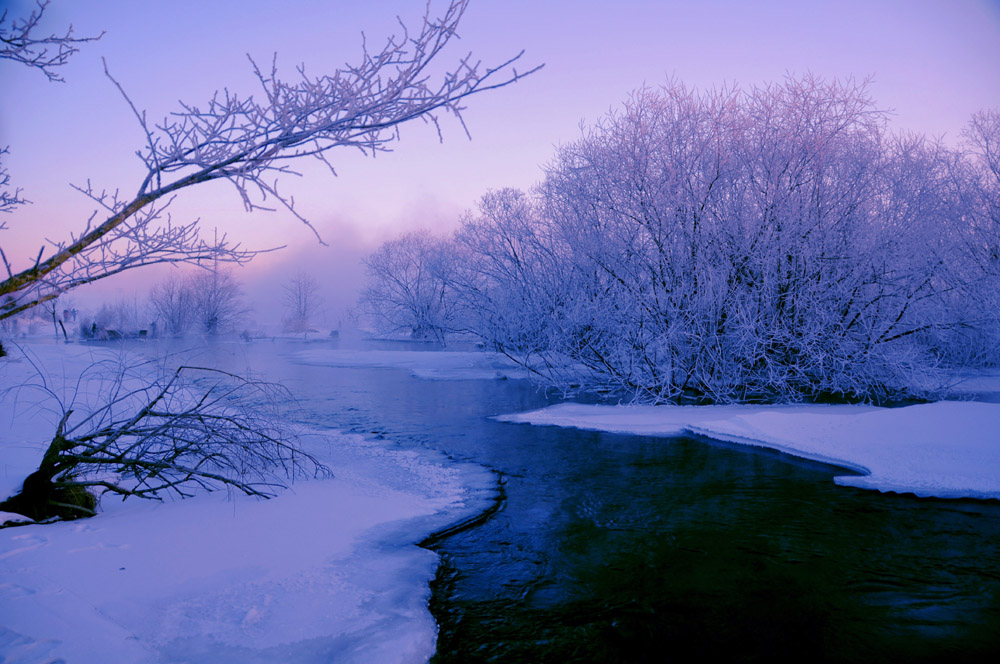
[
  {"left": 0, "top": 342, "right": 493, "bottom": 663},
  {"left": 291, "top": 348, "right": 530, "bottom": 381},
  {"left": 497, "top": 401, "right": 1000, "bottom": 499}
]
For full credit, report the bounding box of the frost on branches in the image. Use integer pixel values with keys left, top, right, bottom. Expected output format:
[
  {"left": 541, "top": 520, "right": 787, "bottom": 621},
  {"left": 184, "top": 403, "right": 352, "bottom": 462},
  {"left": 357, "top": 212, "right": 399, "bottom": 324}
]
[
  {"left": 362, "top": 77, "right": 1000, "bottom": 403},
  {"left": 0, "top": 0, "right": 538, "bottom": 322},
  {"left": 359, "top": 231, "right": 460, "bottom": 341}
]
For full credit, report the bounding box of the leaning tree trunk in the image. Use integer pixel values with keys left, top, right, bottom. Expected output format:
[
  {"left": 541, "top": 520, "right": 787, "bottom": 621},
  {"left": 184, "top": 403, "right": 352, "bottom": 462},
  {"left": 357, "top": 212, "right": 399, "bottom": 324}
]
[{"left": 0, "top": 412, "right": 97, "bottom": 521}]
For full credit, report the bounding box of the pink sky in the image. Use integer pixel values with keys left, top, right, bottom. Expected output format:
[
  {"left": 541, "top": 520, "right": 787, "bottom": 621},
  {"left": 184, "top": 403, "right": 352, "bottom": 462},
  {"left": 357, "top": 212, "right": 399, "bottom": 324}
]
[{"left": 2, "top": 0, "right": 999, "bottom": 324}]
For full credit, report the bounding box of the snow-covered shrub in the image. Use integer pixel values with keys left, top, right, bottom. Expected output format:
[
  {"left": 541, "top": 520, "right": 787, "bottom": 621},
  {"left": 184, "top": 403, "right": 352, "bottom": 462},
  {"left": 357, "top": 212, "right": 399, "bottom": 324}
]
[{"left": 445, "top": 76, "right": 999, "bottom": 403}]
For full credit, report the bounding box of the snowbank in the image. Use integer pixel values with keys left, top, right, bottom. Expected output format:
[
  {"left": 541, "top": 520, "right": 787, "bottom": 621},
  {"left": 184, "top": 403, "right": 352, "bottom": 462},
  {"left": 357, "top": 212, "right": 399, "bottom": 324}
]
[
  {"left": 291, "top": 348, "right": 530, "bottom": 381},
  {"left": 0, "top": 343, "right": 492, "bottom": 663},
  {"left": 497, "top": 401, "right": 1000, "bottom": 500}
]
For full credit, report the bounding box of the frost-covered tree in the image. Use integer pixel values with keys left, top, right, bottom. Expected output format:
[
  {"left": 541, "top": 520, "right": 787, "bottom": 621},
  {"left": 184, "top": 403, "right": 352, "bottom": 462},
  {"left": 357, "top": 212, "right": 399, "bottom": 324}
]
[
  {"left": 942, "top": 108, "right": 1000, "bottom": 364},
  {"left": 442, "top": 76, "right": 998, "bottom": 403},
  {"left": 89, "top": 296, "right": 145, "bottom": 338},
  {"left": 359, "top": 231, "right": 459, "bottom": 341},
  {"left": 965, "top": 109, "right": 1000, "bottom": 227},
  {"left": 282, "top": 271, "right": 323, "bottom": 333},
  {"left": 148, "top": 274, "right": 194, "bottom": 338},
  {"left": 148, "top": 269, "right": 251, "bottom": 338},
  {"left": 0, "top": 0, "right": 538, "bottom": 323},
  {"left": 189, "top": 269, "right": 249, "bottom": 336},
  {"left": 451, "top": 188, "right": 576, "bottom": 376}
]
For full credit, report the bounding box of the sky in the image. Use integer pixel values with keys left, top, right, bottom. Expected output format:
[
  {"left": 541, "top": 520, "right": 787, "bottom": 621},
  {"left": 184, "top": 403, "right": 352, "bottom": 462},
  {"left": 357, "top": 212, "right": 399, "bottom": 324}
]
[{"left": 2, "top": 0, "right": 999, "bottom": 325}]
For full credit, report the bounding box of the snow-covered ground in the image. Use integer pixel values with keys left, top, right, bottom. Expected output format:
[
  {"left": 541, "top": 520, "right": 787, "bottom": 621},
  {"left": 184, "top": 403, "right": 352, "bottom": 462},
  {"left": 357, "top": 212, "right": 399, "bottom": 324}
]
[
  {"left": 497, "top": 401, "right": 1000, "bottom": 499},
  {"left": 0, "top": 342, "right": 493, "bottom": 663}
]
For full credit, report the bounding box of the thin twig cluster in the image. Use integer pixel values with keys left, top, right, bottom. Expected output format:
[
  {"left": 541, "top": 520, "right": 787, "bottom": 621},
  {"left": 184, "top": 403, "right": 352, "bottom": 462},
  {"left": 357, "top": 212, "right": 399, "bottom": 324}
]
[{"left": 0, "top": 0, "right": 102, "bottom": 82}]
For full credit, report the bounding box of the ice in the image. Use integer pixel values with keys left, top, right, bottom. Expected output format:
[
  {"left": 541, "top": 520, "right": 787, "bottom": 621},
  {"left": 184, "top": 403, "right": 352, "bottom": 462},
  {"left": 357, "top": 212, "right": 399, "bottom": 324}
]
[{"left": 497, "top": 401, "right": 1000, "bottom": 499}]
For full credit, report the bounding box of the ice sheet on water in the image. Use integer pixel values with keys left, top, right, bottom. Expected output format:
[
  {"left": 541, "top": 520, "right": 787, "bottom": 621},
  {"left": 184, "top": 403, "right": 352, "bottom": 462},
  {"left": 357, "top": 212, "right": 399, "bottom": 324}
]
[{"left": 497, "top": 401, "right": 1000, "bottom": 499}]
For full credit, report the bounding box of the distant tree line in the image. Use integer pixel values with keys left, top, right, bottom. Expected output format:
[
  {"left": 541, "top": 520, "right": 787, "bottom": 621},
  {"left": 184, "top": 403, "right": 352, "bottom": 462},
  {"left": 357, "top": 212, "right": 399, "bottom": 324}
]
[
  {"left": 0, "top": 266, "right": 331, "bottom": 342},
  {"left": 359, "top": 76, "right": 1000, "bottom": 403}
]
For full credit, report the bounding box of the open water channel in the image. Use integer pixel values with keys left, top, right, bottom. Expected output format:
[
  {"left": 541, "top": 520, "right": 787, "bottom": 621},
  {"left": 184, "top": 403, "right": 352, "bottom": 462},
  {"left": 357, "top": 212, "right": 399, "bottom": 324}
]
[{"left": 168, "top": 337, "right": 1000, "bottom": 662}]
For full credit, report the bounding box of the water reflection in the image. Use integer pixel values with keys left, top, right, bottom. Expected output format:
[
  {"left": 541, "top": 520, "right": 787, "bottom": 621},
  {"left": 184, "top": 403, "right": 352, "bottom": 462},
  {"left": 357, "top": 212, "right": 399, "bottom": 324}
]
[{"left": 430, "top": 431, "right": 1000, "bottom": 662}]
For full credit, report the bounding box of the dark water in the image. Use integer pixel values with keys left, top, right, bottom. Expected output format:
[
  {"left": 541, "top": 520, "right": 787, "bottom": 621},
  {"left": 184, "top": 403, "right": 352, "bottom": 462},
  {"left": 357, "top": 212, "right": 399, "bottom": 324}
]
[{"left": 164, "top": 338, "right": 1000, "bottom": 662}]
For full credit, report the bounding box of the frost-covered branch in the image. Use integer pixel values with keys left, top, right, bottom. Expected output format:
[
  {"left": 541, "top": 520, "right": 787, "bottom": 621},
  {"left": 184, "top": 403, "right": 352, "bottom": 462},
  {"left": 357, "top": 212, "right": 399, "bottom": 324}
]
[
  {"left": 0, "top": 0, "right": 102, "bottom": 82},
  {"left": 0, "top": 147, "right": 26, "bottom": 216},
  {"left": 0, "top": 0, "right": 540, "bottom": 322}
]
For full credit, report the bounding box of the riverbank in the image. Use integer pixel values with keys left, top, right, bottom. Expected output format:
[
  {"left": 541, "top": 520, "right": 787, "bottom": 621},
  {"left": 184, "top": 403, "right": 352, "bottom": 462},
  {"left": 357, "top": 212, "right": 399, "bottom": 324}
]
[
  {"left": 0, "top": 341, "right": 493, "bottom": 663},
  {"left": 287, "top": 346, "right": 1000, "bottom": 500}
]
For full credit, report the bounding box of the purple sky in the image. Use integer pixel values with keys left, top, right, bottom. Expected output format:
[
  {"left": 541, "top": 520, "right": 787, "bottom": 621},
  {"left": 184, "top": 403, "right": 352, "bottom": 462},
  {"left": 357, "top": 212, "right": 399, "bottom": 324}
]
[{"left": 3, "top": 0, "right": 999, "bottom": 325}]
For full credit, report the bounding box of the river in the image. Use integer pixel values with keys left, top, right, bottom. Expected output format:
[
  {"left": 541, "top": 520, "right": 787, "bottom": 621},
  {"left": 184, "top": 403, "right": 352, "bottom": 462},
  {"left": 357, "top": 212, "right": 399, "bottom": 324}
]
[{"left": 166, "top": 337, "right": 1000, "bottom": 662}]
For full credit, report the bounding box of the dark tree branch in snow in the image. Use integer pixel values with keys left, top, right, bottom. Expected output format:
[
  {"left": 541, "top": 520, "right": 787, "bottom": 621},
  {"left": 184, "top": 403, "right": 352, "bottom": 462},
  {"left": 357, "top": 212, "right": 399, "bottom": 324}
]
[{"left": 0, "top": 352, "right": 329, "bottom": 521}]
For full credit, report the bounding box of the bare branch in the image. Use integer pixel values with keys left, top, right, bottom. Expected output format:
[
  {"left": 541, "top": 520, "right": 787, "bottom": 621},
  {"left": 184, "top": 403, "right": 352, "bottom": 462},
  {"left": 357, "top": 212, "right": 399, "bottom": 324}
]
[
  {"left": 0, "top": 356, "right": 331, "bottom": 521},
  {"left": 0, "top": 146, "right": 27, "bottom": 215},
  {"left": 0, "top": 0, "right": 102, "bottom": 82},
  {"left": 0, "top": 0, "right": 540, "bottom": 322}
]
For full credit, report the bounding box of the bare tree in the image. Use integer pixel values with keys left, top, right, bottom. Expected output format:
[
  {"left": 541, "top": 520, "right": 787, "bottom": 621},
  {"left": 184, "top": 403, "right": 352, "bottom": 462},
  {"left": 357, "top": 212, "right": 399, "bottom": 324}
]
[
  {"left": 282, "top": 270, "right": 323, "bottom": 333},
  {"left": 0, "top": 353, "right": 328, "bottom": 521},
  {"left": 40, "top": 295, "right": 65, "bottom": 340},
  {"left": 359, "top": 231, "right": 459, "bottom": 341},
  {"left": 0, "top": 0, "right": 539, "bottom": 323},
  {"left": 148, "top": 274, "right": 194, "bottom": 338},
  {"left": 190, "top": 268, "right": 249, "bottom": 336}
]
